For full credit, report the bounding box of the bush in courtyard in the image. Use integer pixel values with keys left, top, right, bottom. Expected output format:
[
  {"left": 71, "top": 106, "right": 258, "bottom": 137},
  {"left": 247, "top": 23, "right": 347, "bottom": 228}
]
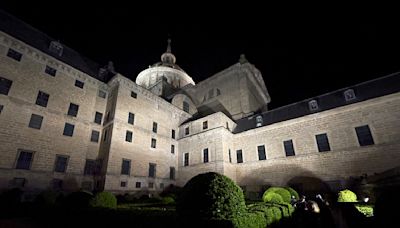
[
  {"left": 263, "top": 192, "right": 284, "bottom": 204},
  {"left": 337, "top": 189, "right": 357, "bottom": 202},
  {"left": 63, "top": 191, "right": 93, "bottom": 208},
  {"left": 231, "top": 212, "right": 267, "bottom": 228},
  {"left": 262, "top": 187, "right": 292, "bottom": 204},
  {"left": 285, "top": 187, "right": 299, "bottom": 200},
  {"left": 160, "top": 184, "right": 182, "bottom": 200},
  {"left": 89, "top": 191, "right": 117, "bottom": 209},
  {"left": 177, "top": 172, "right": 246, "bottom": 220},
  {"left": 355, "top": 204, "right": 374, "bottom": 217},
  {"left": 248, "top": 202, "right": 292, "bottom": 226},
  {"left": 161, "top": 196, "right": 175, "bottom": 205},
  {"left": 35, "top": 190, "right": 61, "bottom": 207}
]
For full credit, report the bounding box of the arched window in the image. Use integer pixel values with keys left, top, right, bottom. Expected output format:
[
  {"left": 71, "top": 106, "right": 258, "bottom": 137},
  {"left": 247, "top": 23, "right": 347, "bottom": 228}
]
[
  {"left": 183, "top": 101, "right": 189, "bottom": 112},
  {"left": 308, "top": 100, "right": 319, "bottom": 111},
  {"left": 256, "top": 115, "right": 263, "bottom": 127}
]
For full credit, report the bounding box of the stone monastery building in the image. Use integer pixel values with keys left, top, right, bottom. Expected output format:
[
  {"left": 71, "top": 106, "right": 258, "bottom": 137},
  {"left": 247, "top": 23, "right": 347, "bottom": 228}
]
[{"left": 0, "top": 10, "right": 399, "bottom": 196}]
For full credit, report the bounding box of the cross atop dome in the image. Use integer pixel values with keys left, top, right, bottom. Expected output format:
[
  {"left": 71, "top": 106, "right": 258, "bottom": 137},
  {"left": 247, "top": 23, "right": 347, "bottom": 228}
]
[{"left": 161, "top": 38, "right": 176, "bottom": 64}]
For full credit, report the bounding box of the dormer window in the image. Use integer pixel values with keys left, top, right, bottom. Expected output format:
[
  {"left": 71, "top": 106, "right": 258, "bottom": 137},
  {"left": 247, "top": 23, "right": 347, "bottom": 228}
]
[
  {"left": 256, "top": 115, "right": 263, "bottom": 127},
  {"left": 308, "top": 100, "right": 319, "bottom": 111},
  {"left": 49, "top": 41, "right": 63, "bottom": 56},
  {"left": 344, "top": 89, "right": 356, "bottom": 102}
]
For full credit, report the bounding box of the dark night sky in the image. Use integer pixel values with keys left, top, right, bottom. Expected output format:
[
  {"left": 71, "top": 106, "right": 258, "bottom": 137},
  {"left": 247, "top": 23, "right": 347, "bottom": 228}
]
[{"left": 1, "top": 3, "right": 400, "bottom": 109}]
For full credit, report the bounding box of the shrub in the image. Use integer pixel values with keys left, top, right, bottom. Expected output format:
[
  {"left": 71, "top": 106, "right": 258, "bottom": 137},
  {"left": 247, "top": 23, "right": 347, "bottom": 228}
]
[
  {"left": 285, "top": 187, "right": 299, "bottom": 200},
  {"left": 89, "top": 191, "right": 117, "bottom": 209},
  {"left": 248, "top": 202, "right": 292, "bottom": 227},
  {"left": 177, "top": 172, "right": 246, "bottom": 220},
  {"left": 262, "top": 187, "right": 292, "bottom": 204},
  {"left": 355, "top": 204, "right": 374, "bottom": 217},
  {"left": 337, "top": 189, "right": 357, "bottom": 202},
  {"left": 63, "top": 191, "right": 93, "bottom": 208},
  {"left": 231, "top": 212, "right": 267, "bottom": 228},
  {"left": 161, "top": 196, "right": 175, "bottom": 205},
  {"left": 35, "top": 190, "right": 60, "bottom": 206},
  {"left": 263, "top": 192, "right": 284, "bottom": 204}
]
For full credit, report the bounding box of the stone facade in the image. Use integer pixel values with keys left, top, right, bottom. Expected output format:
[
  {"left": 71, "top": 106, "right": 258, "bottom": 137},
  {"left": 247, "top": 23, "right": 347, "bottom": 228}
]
[{"left": 0, "top": 15, "right": 399, "bottom": 197}]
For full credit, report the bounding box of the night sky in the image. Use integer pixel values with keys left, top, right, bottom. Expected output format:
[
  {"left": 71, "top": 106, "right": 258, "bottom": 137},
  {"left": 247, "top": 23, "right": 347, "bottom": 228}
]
[{"left": 1, "top": 3, "right": 400, "bottom": 109}]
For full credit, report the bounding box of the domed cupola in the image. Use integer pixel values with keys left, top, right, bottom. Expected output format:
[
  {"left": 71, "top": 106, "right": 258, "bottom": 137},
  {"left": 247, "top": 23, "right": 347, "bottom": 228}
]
[{"left": 160, "top": 39, "right": 176, "bottom": 64}]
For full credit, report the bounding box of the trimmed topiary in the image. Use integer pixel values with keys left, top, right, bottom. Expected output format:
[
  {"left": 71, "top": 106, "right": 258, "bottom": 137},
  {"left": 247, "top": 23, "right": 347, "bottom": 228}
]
[
  {"left": 285, "top": 187, "right": 299, "bottom": 200},
  {"left": 355, "top": 204, "right": 374, "bottom": 217},
  {"left": 161, "top": 196, "right": 175, "bottom": 205},
  {"left": 262, "top": 187, "right": 292, "bottom": 204},
  {"left": 231, "top": 212, "right": 267, "bottom": 228},
  {"left": 263, "top": 192, "right": 284, "bottom": 204},
  {"left": 337, "top": 189, "right": 357, "bottom": 202},
  {"left": 89, "top": 191, "right": 117, "bottom": 209},
  {"left": 177, "top": 172, "right": 246, "bottom": 220}
]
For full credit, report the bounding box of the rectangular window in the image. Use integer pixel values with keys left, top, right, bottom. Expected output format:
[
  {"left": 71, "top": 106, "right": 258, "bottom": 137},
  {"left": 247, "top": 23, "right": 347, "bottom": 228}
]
[
  {"left": 229, "top": 149, "right": 232, "bottom": 163},
  {"left": 184, "top": 153, "right": 189, "bottom": 166},
  {"left": 135, "top": 182, "right": 141, "bottom": 188},
  {"left": 151, "top": 138, "right": 156, "bottom": 148},
  {"left": 120, "top": 181, "right": 127, "bottom": 187},
  {"left": 131, "top": 91, "right": 137, "bottom": 98},
  {"left": 7, "top": 48, "right": 22, "bottom": 61},
  {"left": 52, "top": 179, "right": 63, "bottom": 191},
  {"left": 84, "top": 159, "right": 96, "bottom": 175},
  {"left": 54, "top": 155, "right": 69, "bottom": 173},
  {"left": 36, "top": 91, "right": 50, "bottom": 107},
  {"left": 160, "top": 183, "right": 164, "bottom": 189},
  {"left": 0, "top": 104, "right": 3, "bottom": 114},
  {"left": 28, "top": 114, "right": 43, "bottom": 130},
  {"left": 284, "top": 140, "right": 295, "bottom": 156},
  {"left": 203, "top": 121, "right": 208, "bottom": 130},
  {"left": 98, "top": 90, "right": 107, "bottom": 99},
  {"left": 355, "top": 125, "right": 374, "bottom": 146},
  {"left": 128, "top": 112, "right": 135, "bottom": 125},
  {"left": 183, "top": 101, "right": 189, "bottom": 112},
  {"left": 63, "top": 123, "right": 75, "bottom": 136},
  {"left": 185, "top": 127, "right": 189, "bottom": 135},
  {"left": 13, "top": 178, "right": 26, "bottom": 188},
  {"left": 16, "top": 150, "right": 33, "bottom": 170},
  {"left": 258, "top": 145, "right": 266, "bottom": 160},
  {"left": 171, "top": 145, "right": 175, "bottom": 154},
  {"left": 45, "top": 65, "right": 57, "bottom": 76},
  {"left": 170, "top": 167, "right": 175, "bottom": 180},
  {"left": 236, "top": 150, "right": 243, "bottom": 163},
  {"left": 149, "top": 163, "right": 156, "bottom": 178},
  {"left": 172, "top": 129, "right": 175, "bottom": 139},
  {"left": 0, "top": 77, "right": 13, "bottom": 95},
  {"left": 67, "top": 103, "right": 79, "bottom": 117},
  {"left": 316, "top": 133, "right": 331, "bottom": 152},
  {"left": 148, "top": 182, "right": 154, "bottom": 188},
  {"left": 75, "top": 80, "right": 84, "bottom": 89},
  {"left": 153, "top": 122, "right": 158, "bottom": 133},
  {"left": 94, "top": 112, "right": 103, "bottom": 125},
  {"left": 203, "top": 148, "right": 209, "bottom": 163},
  {"left": 91, "top": 130, "right": 100, "bottom": 142},
  {"left": 121, "top": 159, "right": 131, "bottom": 175},
  {"left": 126, "top": 131, "right": 133, "bottom": 142}
]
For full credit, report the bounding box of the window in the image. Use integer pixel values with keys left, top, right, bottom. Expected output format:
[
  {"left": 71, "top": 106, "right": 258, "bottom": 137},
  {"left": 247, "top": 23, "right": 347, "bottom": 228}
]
[
  {"left": 52, "top": 179, "right": 63, "bottom": 191},
  {"left": 170, "top": 167, "right": 175, "bottom": 180},
  {"left": 45, "top": 66, "right": 56, "bottom": 76},
  {"left": 308, "top": 100, "right": 318, "bottom": 111},
  {"left": 216, "top": 88, "right": 221, "bottom": 96},
  {"left": 203, "top": 148, "right": 209, "bottom": 163},
  {"left": 160, "top": 183, "right": 164, "bottom": 189},
  {"left": 0, "top": 104, "right": 3, "bottom": 114},
  {"left": 81, "top": 181, "right": 93, "bottom": 191},
  {"left": 355, "top": 125, "right": 374, "bottom": 146},
  {"left": 16, "top": 150, "right": 33, "bottom": 170},
  {"left": 236, "top": 150, "right": 243, "bottom": 163},
  {"left": 36, "top": 91, "right": 49, "bottom": 107},
  {"left": 84, "top": 159, "right": 96, "bottom": 175},
  {"left": 49, "top": 40, "right": 63, "bottom": 56},
  {"left": 131, "top": 91, "right": 137, "bottom": 98},
  {"left": 128, "top": 112, "right": 135, "bottom": 125},
  {"left": 0, "top": 77, "right": 13, "bottom": 95},
  {"left": 183, "top": 101, "right": 189, "bottom": 112},
  {"left": 135, "top": 182, "right": 141, "bottom": 188},
  {"left": 149, "top": 163, "right": 156, "bottom": 178},
  {"left": 148, "top": 182, "right": 154, "bottom": 188},
  {"left": 105, "top": 111, "right": 110, "bottom": 122},
  {"left": 126, "top": 131, "right": 133, "bottom": 142},
  {"left": 203, "top": 121, "right": 208, "bottom": 130},
  {"left": 63, "top": 123, "right": 74, "bottom": 136},
  {"left": 284, "top": 140, "right": 295, "bottom": 156},
  {"left": 28, "top": 114, "right": 43, "bottom": 130},
  {"left": 67, "top": 103, "right": 79, "bottom": 117},
  {"left": 151, "top": 138, "right": 156, "bottom": 148},
  {"left": 258, "top": 145, "right": 266, "bottom": 160},
  {"left": 344, "top": 89, "right": 356, "bottom": 101},
  {"left": 98, "top": 90, "right": 107, "bottom": 99},
  {"left": 121, "top": 159, "right": 131, "bottom": 175},
  {"left": 153, "top": 122, "right": 158, "bottom": 133},
  {"left": 184, "top": 153, "right": 189, "bottom": 166},
  {"left": 316, "top": 133, "right": 331, "bottom": 152},
  {"left": 229, "top": 149, "right": 232, "bottom": 163},
  {"left": 75, "top": 80, "right": 84, "bottom": 89},
  {"left": 171, "top": 145, "right": 175, "bottom": 154},
  {"left": 13, "top": 178, "right": 26, "bottom": 188},
  {"left": 103, "top": 129, "right": 108, "bottom": 142},
  {"left": 7, "top": 48, "right": 22, "bottom": 61},
  {"left": 185, "top": 127, "right": 189, "bottom": 135},
  {"left": 94, "top": 112, "right": 103, "bottom": 124},
  {"left": 54, "top": 155, "right": 69, "bottom": 173},
  {"left": 256, "top": 115, "right": 263, "bottom": 127},
  {"left": 120, "top": 181, "right": 127, "bottom": 187},
  {"left": 91, "top": 130, "right": 100, "bottom": 142}
]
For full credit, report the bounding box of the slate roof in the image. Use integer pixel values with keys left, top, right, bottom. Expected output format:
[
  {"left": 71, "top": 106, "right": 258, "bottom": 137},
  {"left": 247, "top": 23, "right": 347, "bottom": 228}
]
[{"left": 233, "top": 72, "right": 400, "bottom": 133}]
